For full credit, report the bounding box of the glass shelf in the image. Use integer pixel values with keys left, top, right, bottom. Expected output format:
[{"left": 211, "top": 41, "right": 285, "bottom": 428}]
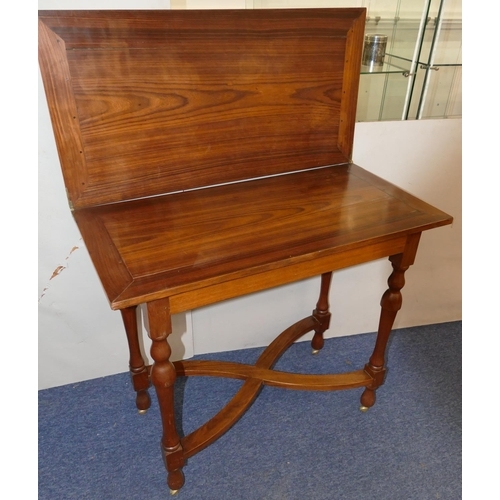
[{"left": 361, "top": 53, "right": 412, "bottom": 75}]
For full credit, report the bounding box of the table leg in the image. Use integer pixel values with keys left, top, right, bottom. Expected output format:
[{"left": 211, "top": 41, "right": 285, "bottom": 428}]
[
  {"left": 360, "top": 233, "right": 421, "bottom": 410},
  {"left": 121, "top": 306, "right": 151, "bottom": 414},
  {"left": 311, "top": 272, "right": 332, "bottom": 354},
  {"left": 146, "top": 298, "right": 185, "bottom": 493}
]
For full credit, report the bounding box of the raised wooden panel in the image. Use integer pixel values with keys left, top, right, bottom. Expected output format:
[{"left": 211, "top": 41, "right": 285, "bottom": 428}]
[{"left": 38, "top": 9, "right": 365, "bottom": 209}]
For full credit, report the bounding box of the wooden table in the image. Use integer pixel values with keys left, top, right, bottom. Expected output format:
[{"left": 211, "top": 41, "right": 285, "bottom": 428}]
[{"left": 38, "top": 8, "right": 453, "bottom": 494}]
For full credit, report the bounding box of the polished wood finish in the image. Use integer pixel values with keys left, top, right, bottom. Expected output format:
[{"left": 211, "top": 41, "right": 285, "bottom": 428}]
[
  {"left": 146, "top": 299, "right": 185, "bottom": 491},
  {"left": 38, "top": 8, "right": 365, "bottom": 210},
  {"left": 39, "top": 9, "right": 453, "bottom": 492},
  {"left": 311, "top": 272, "right": 333, "bottom": 352},
  {"left": 120, "top": 306, "right": 151, "bottom": 413},
  {"left": 73, "top": 163, "right": 448, "bottom": 311},
  {"left": 361, "top": 233, "right": 421, "bottom": 409}
]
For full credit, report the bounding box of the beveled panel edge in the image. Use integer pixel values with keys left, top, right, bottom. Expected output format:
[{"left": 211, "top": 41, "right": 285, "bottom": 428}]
[
  {"left": 38, "top": 19, "right": 88, "bottom": 211},
  {"left": 38, "top": 9, "right": 366, "bottom": 36},
  {"left": 72, "top": 209, "right": 134, "bottom": 306},
  {"left": 338, "top": 9, "right": 366, "bottom": 160}
]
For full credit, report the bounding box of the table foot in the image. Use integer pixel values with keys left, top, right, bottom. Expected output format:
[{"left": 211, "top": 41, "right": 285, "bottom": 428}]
[
  {"left": 359, "top": 405, "right": 369, "bottom": 412},
  {"left": 360, "top": 386, "right": 376, "bottom": 410}
]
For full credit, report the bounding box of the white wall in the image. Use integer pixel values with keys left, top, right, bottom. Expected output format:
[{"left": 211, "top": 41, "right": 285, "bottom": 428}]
[{"left": 38, "top": 1, "right": 461, "bottom": 389}]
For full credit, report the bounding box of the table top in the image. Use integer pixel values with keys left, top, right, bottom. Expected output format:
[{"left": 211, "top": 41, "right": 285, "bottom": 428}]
[{"left": 73, "top": 163, "right": 452, "bottom": 310}]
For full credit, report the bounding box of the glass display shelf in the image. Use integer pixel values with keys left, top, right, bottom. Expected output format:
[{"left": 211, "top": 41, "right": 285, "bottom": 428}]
[
  {"left": 359, "top": 0, "right": 461, "bottom": 121},
  {"left": 361, "top": 53, "right": 412, "bottom": 75}
]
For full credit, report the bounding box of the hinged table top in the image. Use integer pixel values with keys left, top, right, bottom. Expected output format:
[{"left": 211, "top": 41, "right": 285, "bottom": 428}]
[{"left": 39, "top": 8, "right": 366, "bottom": 209}]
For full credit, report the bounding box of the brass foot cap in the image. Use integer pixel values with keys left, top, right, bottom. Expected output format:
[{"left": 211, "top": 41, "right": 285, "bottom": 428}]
[
  {"left": 312, "top": 349, "right": 320, "bottom": 355},
  {"left": 359, "top": 405, "right": 369, "bottom": 413},
  {"left": 138, "top": 409, "right": 148, "bottom": 415},
  {"left": 170, "top": 490, "right": 179, "bottom": 496}
]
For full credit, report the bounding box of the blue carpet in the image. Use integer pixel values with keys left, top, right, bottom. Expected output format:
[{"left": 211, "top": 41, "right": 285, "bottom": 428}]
[{"left": 39, "top": 321, "right": 461, "bottom": 499}]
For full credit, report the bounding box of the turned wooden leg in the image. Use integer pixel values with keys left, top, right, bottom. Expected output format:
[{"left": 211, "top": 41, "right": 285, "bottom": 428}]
[
  {"left": 311, "top": 272, "right": 333, "bottom": 354},
  {"left": 360, "top": 234, "right": 421, "bottom": 411},
  {"left": 146, "top": 299, "right": 185, "bottom": 493},
  {"left": 121, "top": 306, "right": 151, "bottom": 414}
]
